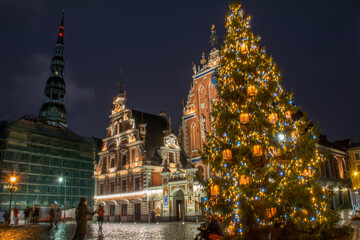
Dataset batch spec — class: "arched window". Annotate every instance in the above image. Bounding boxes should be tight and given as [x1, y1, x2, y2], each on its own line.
[324, 158, 331, 178]
[110, 158, 115, 168]
[115, 124, 119, 134]
[191, 122, 196, 151]
[333, 157, 340, 179]
[198, 85, 205, 110]
[208, 82, 213, 112]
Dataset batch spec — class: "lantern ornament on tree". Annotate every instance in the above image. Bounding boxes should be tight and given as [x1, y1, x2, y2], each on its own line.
[247, 85, 256, 96]
[271, 147, 280, 156]
[285, 110, 291, 119]
[240, 43, 247, 54]
[211, 185, 220, 196]
[269, 113, 278, 124]
[240, 175, 250, 185]
[240, 113, 249, 124]
[266, 208, 277, 218]
[253, 145, 262, 156]
[222, 149, 232, 160]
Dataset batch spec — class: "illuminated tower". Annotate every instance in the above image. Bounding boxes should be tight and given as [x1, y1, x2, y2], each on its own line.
[39, 8, 67, 126]
[178, 25, 220, 178]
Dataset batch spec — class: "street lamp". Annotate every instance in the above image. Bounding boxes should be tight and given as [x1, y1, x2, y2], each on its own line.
[59, 177, 67, 221]
[5, 176, 18, 223]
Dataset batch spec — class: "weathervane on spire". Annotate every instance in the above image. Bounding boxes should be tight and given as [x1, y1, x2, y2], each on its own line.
[209, 24, 218, 48]
[118, 67, 124, 94]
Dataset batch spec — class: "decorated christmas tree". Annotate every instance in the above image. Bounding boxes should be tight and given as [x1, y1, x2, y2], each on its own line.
[201, 1, 334, 238]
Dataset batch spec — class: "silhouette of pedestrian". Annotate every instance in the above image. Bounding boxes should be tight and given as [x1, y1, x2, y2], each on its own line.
[72, 197, 96, 240]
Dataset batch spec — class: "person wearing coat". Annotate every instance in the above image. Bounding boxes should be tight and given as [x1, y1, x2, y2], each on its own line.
[73, 197, 96, 240]
[3, 210, 10, 227]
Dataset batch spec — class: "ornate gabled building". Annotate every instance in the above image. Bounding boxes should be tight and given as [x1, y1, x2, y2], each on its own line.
[179, 25, 220, 179]
[94, 85, 199, 222]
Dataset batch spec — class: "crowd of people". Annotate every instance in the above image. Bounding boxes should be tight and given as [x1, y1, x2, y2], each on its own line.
[2, 204, 41, 226]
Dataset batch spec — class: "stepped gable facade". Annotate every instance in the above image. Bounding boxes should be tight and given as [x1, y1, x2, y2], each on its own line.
[94, 89, 199, 222]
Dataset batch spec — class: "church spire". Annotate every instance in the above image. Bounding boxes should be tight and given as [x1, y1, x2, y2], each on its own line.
[39, 7, 67, 126]
[57, 7, 65, 44]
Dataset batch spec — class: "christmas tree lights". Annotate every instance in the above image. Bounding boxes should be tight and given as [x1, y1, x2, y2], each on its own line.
[200, 1, 332, 237]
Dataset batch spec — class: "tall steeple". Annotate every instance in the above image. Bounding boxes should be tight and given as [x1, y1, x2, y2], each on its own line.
[39, 7, 67, 126]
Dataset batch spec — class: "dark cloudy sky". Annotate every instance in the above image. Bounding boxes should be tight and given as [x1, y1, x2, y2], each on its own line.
[1, 0, 359, 142]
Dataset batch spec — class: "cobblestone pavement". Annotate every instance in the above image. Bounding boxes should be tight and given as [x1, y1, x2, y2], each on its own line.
[0, 220, 359, 240]
[0, 222, 200, 240]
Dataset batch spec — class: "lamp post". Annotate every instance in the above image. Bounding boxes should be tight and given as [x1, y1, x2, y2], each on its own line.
[5, 177, 18, 224]
[59, 177, 67, 221]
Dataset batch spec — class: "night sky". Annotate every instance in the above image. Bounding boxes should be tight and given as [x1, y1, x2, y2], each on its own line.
[1, 0, 359, 142]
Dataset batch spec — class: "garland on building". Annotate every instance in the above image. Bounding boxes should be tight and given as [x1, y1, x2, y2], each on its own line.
[200, 1, 337, 238]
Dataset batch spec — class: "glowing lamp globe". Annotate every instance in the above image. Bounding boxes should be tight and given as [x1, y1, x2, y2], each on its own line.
[10, 177, 16, 183]
[278, 133, 285, 141]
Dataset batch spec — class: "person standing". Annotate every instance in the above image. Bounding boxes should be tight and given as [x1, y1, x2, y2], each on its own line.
[55, 206, 61, 226]
[97, 204, 105, 231]
[13, 205, 19, 225]
[32, 205, 36, 225]
[3, 210, 10, 227]
[24, 206, 30, 225]
[72, 197, 96, 240]
[49, 206, 55, 226]
[34, 205, 40, 225]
